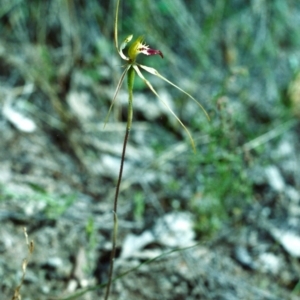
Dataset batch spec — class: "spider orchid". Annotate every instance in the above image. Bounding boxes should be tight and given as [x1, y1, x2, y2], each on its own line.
[105, 0, 209, 152]
[104, 1, 208, 299]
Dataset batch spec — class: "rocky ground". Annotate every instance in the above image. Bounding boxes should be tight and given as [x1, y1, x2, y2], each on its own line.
[1, 1, 300, 299]
[1, 97, 300, 300]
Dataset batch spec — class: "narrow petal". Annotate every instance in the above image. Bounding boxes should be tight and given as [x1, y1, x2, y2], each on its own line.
[138, 64, 209, 120]
[133, 65, 196, 152]
[118, 35, 133, 61]
[103, 65, 131, 128]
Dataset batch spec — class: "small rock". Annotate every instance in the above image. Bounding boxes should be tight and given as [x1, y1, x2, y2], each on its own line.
[153, 212, 195, 247]
[234, 246, 256, 270]
[120, 212, 195, 259]
[3, 105, 36, 132]
[265, 166, 285, 192]
[270, 228, 300, 257]
[258, 252, 281, 274]
[121, 231, 154, 259]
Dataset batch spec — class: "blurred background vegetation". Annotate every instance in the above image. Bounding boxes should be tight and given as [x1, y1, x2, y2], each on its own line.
[1, 0, 300, 237]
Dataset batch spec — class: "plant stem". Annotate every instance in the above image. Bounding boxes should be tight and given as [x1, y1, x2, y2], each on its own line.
[104, 66, 135, 300]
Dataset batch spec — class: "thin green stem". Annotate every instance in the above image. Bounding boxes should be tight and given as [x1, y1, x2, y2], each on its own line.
[104, 66, 135, 300]
[126, 66, 135, 130]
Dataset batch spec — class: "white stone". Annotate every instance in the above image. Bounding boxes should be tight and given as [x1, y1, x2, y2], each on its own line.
[258, 252, 281, 274]
[271, 228, 300, 257]
[265, 166, 285, 192]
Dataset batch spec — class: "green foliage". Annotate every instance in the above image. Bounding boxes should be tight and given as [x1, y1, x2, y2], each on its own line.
[85, 217, 98, 274]
[0, 183, 76, 220]
[192, 196, 226, 237]
[42, 193, 76, 219]
[187, 98, 253, 236]
[133, 191, 145, 221]
[292, 280, 300, 296]
[29, 183, 76, 219]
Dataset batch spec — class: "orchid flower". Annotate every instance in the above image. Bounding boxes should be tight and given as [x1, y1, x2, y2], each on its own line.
[105, 0, 209, 152]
